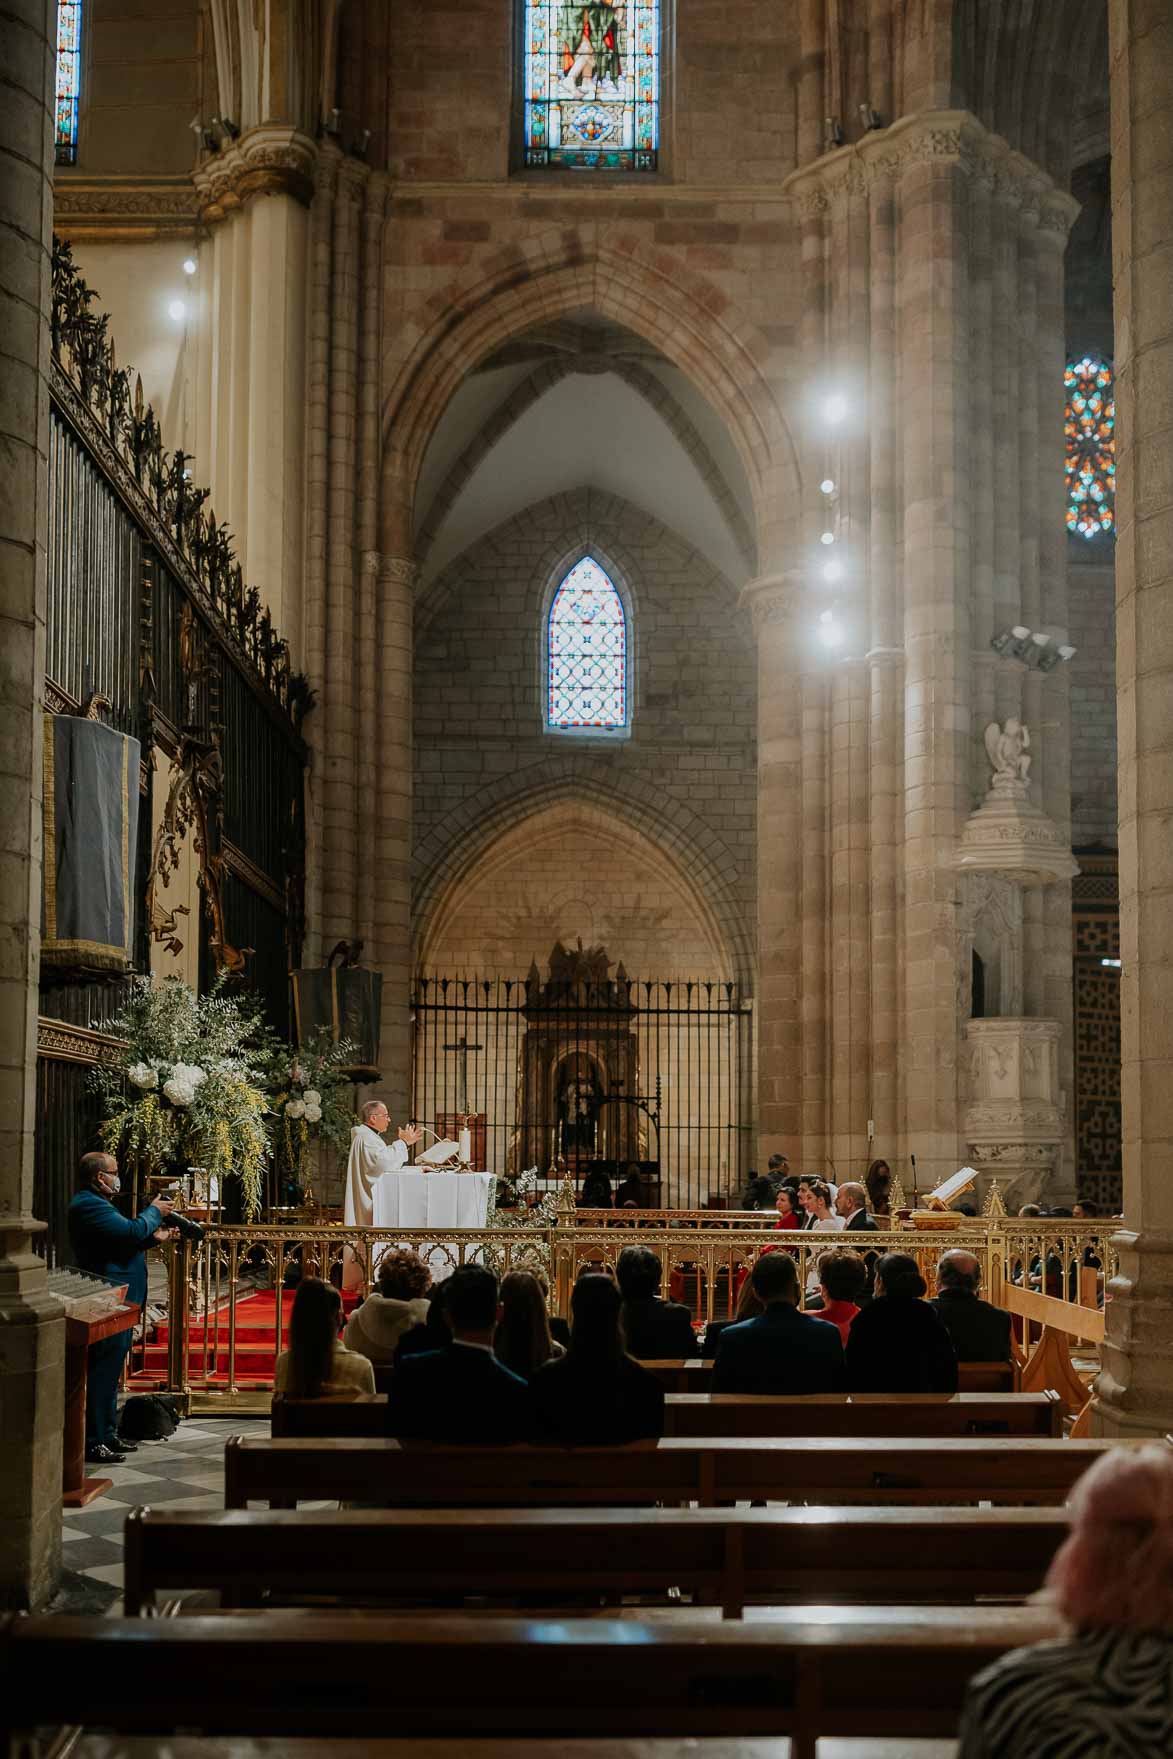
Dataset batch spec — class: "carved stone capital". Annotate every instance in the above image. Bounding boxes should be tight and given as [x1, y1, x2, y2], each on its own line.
[194, 126, 318, 224]
[741, 571, 804, 636]
[379, 555, 418, 590]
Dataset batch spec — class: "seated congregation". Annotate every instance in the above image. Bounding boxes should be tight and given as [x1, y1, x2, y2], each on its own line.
[275, 1240, 1022, 1440]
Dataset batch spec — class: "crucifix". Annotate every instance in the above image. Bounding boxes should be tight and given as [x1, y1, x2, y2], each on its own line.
[442, 1032, 484, 1116]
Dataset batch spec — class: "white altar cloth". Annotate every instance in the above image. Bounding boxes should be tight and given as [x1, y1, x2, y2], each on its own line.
[371, 1169, 494, 1231]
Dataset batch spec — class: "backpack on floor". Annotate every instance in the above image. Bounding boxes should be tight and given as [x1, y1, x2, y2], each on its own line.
[119, 1393, 182, 1440]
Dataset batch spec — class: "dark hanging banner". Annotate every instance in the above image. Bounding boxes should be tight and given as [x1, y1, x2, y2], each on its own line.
[41, 714, 141, 974]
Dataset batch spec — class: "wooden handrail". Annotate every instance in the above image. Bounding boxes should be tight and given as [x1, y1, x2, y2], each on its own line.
[1002, 1283, 1105, 1342]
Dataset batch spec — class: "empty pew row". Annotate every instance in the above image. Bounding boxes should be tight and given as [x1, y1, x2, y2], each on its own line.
[123, 1503, 1071, 1618]
[271, 1390, 1061, 1441]
[0, 1608, 1063, 1759]
[225, 1434, 1132, 1510]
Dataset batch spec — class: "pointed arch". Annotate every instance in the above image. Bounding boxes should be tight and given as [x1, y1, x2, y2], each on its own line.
[380, 228, 802, 568]
[413, 756, 755, 992]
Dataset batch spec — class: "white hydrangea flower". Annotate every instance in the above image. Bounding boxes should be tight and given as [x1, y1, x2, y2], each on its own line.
[286, 1099, 306, 1120]
[128, 1062, 158, 1090]
[171, 1062, 206, 1088]
[163, 1077, 196, 1107]
[303, 1104, 323, 1124]
[302, 1089, 321, 1107]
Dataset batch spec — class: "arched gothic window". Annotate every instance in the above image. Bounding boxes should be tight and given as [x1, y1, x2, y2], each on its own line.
[546, 556, 628, 733]
[1065, 358, 1115, 538]
[522, 2, 660, 172]
[55, 3, 84, 164]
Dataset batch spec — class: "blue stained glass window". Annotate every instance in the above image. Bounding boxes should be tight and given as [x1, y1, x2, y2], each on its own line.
[547, 557, 628, 732]
[55, 2, 83, 165]
[1065, 358, 1115, 539]
[523, 2, 659, 172]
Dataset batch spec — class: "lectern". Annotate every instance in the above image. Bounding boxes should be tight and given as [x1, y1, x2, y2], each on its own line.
[48, 1268, 139, 1508]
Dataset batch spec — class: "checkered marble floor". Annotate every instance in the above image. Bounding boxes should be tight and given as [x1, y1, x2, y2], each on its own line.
[56, 1417, 279, 1615]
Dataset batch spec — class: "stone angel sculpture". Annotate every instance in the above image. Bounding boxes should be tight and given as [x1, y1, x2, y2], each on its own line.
[984, 718, 1031, 791]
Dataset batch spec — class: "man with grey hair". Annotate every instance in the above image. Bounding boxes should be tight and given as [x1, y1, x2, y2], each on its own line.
[343, 1100, 422, 1290]
[930, 1248, 1012, 1363]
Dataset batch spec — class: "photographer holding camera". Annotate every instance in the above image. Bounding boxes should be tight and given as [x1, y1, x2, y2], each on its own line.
[67, 1151, 187, 1464]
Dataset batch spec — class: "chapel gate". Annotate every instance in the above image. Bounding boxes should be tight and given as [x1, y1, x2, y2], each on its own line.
[411, 972, 753, 1208]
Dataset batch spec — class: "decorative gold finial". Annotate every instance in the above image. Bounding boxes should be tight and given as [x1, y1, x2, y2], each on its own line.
[982, 1179, 1006, 1217]
[555, 1173, 578, 1225]
[887, 1172, 909, 1216]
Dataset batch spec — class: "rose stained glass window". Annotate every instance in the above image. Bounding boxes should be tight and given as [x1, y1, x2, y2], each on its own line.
[523, 2, 659, 172]
[1065, 358, 1115, 539]
[547, 557, 627, 732]
[55, 2, 84, 165]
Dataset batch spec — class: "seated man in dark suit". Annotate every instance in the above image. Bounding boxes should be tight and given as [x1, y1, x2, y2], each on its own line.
[835, 1181, 880, 1232]
[616, 1245, 698, 1359]
[930, 1248, 1013, 1363]
[712, 1251, 845, 1394]
[387, 1264, 530, 1444]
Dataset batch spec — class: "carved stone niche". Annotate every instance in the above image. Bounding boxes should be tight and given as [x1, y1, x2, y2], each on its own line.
[963, 1018, 1064, 1208]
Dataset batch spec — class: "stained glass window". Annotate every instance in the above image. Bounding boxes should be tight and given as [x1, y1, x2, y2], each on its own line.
[1065, 357, 1115, 539]
[55, 2, 84, 165]
[523, 2, 659, 172]
[547, 557, 628, 732]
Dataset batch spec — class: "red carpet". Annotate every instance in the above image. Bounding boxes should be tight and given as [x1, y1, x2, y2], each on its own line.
[132, 1287, 359, 1389]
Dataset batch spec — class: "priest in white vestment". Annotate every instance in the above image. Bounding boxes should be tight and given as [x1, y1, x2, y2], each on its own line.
[343, 1100, 421, 1290]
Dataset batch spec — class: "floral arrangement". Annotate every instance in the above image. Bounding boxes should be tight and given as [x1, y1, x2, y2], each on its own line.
[91, 977, 272, 1220]
[262, 1027, 358, 1196]
[482, 1167, 560, 1278]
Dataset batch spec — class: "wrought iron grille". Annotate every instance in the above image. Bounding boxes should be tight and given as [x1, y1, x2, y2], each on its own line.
[411, 974, 753, 1208]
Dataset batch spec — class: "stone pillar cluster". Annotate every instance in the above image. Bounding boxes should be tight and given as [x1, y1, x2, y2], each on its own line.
[0, 0, 64, 1610]
[759, 112, 1081, 1194]
[1096, 0, 1173, 1441]
[191, 128, 315, 644]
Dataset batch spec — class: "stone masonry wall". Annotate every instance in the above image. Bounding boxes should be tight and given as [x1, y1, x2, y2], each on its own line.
[1068, 550, 1118, 847]
[412, 488, 757, 980]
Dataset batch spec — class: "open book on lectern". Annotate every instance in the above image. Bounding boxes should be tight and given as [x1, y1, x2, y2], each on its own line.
[923, 1165, 978, 1210]
[416, 1138, 461, 1169]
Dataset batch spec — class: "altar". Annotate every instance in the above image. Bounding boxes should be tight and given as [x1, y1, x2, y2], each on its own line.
[372, 1169, 495, 1230]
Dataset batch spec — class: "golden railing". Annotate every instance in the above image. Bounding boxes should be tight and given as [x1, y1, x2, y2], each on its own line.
[143, 1207, 1119, 1410]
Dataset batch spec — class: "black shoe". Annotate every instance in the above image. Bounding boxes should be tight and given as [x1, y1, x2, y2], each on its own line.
[85, 1442, 126, 1465]
[113, 1435, 140, 1453]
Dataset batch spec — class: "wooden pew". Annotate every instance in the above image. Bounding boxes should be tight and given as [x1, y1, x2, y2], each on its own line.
[661, 1392, 1057, 1438]
[225, 1434, 1125, 1510]
[644, 1358, 1017, 1395]
[0, 1607, 1063, 1758]
[271, 1390, 1060, 1441]
[123, 1504, 1070, 1618]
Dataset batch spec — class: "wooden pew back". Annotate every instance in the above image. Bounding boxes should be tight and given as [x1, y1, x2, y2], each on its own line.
[123, 1504, 1070, 1618]
[0, 1608, 1063, 1756]
[270, 1390, 1059, 1442]
[226, 1434, 1120, 1510]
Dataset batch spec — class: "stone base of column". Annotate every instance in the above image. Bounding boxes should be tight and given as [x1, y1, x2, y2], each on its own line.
[1094, 1229, 1173, 1440]
[0, 1219, 65, 1610]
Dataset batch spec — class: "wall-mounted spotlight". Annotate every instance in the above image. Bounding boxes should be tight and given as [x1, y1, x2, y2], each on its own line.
[214, 115, 240, 141]
[820, 478, 836, 496]
[819, 530, 836, 546]
[825, 116, 844, 149]
[1100, 957, 1121, 969]
[859, 103, 884, 131]
[990, 626, 1078, 669]
[182, 257, 197, 276]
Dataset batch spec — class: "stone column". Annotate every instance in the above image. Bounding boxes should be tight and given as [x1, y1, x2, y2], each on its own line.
[374, 545, 415, 1127]
[744, 574, 804, 1159]
[1096, 0, 1173, 1439]
[898, 142, 972, 1191]
[0, 0, 64, 1609]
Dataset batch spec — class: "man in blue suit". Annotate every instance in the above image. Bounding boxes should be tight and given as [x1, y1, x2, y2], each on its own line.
[67, 1152, 175, 1464]
[388, 1263, 531, 1444]
[713, 1250, 846, 1394]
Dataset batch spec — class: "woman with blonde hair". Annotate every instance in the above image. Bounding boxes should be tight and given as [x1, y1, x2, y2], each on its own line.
[959, 1443, 1173, 1755]
[495, 1268, 565, 1382]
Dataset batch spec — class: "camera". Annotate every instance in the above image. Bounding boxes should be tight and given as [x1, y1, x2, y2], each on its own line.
[162, 1187, 205, 1244]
